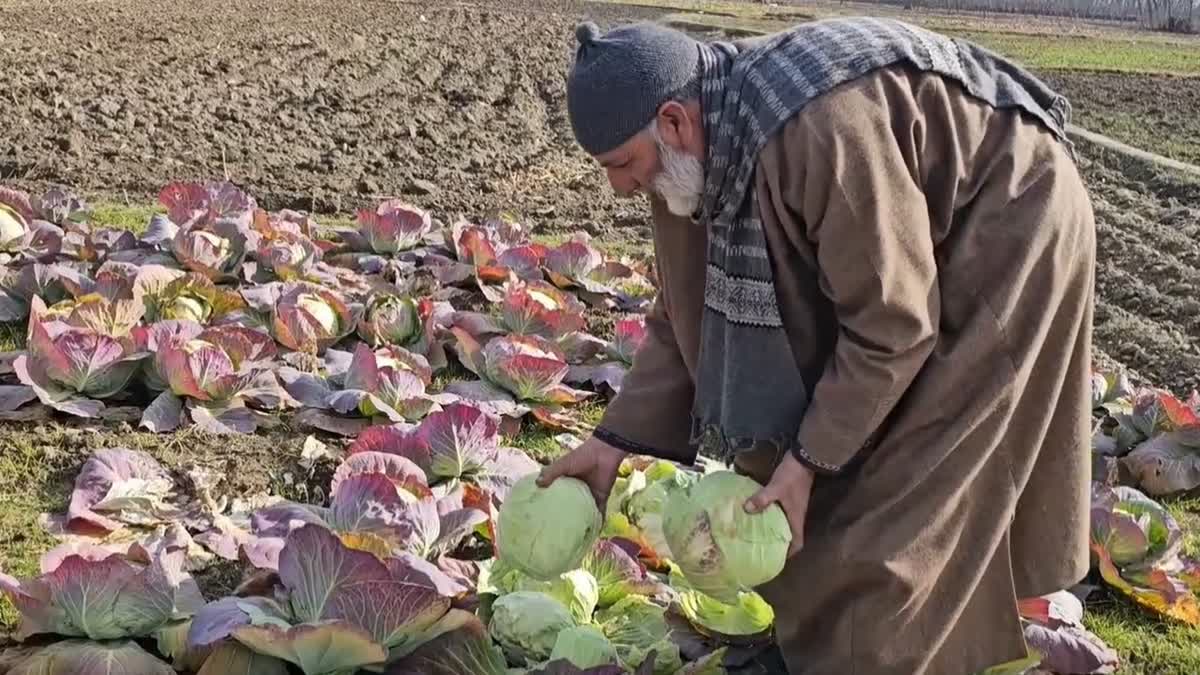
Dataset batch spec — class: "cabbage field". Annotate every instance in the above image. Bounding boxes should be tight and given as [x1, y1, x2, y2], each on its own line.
[4, 0, 1200, 673]
[0, 175, 1185, 675]
[0, 180, 770, 674]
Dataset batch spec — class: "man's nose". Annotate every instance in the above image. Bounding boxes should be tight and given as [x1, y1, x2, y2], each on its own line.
[606, 172, 640, 198]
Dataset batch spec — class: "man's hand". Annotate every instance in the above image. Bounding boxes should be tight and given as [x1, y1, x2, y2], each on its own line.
[536, 435, 628, 511]
[743, 452, 815, 557]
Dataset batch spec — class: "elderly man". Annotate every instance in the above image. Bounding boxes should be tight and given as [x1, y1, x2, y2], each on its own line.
[539, 15, 1097, 675]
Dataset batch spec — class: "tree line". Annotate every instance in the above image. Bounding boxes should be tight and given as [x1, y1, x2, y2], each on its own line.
[870, 0, 1198, 33]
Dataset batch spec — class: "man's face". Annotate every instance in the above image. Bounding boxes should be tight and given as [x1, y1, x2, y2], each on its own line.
[594, 103, 705, 217]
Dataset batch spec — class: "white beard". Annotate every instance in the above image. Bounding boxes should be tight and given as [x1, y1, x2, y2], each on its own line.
[650, 123, 705, 217]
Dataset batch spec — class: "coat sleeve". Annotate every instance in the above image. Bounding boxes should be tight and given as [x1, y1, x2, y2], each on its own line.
[768, 76, 942, 475]
[594, 292, 698, 463]
[593, 196, 703, 464]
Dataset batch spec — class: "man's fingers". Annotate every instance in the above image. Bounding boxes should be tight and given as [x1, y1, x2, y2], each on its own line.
[535, 466, 554, 487]
[536, 451, 580, 487]
[787, 529, 805, 556]
[537, 449, 611, 511]
[782, 495, 808, 557]
[745, 484, 807, 556]
[743, 484, 778, 514]
[537, 447, 596, 487]
[591, 485, 612, 512]
[786, 511, 805, 554]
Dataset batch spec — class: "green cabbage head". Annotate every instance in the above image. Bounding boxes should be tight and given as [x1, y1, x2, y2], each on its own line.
[510, 568, 599, 624]
[497, 474, 602, 581]
[662, 470, 791, 604]
[487, 591, 576, 665]
[594, 595, 682, 674]
[549, 625, 619, 670]
[625, 467, 700, 560]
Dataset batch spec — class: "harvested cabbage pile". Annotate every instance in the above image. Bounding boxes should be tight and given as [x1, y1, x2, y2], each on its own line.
[473, 457, 793, 673]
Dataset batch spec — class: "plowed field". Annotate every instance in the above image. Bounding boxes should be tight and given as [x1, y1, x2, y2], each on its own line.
[0, 0, 664, 238]
[3, 0, 1199, 392]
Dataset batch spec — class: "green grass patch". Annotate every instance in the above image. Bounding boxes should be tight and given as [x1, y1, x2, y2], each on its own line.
[1166, 496, 1200, 557]
[1079, 494, 1200, 674]
[953, 30, 1200, 76]
[89, 202, 161, 234]
[606, 0, 1200, 76]
[0, 424, 333, 632]
[671, 13, 1200, 75]
[312, 213, 358, 234]
[0, 322, 23, 351]
[1085, 596, 1200, 675]
[530, 230, 654, 261]
[512, 402, 606, 464]
[86, 201, 359, 234]
[0, 437, 70, 629]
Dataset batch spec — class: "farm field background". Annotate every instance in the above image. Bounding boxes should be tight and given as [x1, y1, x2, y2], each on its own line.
[3, 0, 1200, 673]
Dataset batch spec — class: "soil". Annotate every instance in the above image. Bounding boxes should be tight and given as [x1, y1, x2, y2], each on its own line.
[0, 420, 340, 521]
[1041, 70, 1200, 166]
[0, 420, 338, 617]
[0, 0, 667, 242]
[1075, 138, 1200, 395]
[1, 1, 1200, 403]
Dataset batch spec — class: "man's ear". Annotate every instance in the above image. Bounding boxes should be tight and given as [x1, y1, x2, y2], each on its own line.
[654, 100, 693, 149]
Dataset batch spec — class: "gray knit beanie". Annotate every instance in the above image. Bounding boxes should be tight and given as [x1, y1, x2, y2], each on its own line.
[567, 20, 703, 156]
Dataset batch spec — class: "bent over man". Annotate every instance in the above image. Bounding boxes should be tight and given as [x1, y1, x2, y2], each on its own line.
[539, 16, 1096, 675]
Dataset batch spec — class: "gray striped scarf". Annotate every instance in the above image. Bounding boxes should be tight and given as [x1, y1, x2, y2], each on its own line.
[688, 17, 1073, 469]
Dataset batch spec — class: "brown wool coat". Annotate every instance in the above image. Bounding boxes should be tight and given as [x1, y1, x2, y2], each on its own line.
[596, 63, 1096, 675]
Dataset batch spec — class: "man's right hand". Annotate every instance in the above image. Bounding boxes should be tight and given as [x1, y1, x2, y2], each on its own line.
[536, 435, 627, 511]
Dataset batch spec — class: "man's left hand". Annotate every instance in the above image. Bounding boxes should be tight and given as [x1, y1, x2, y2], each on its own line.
[743, 452, 815, 557]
